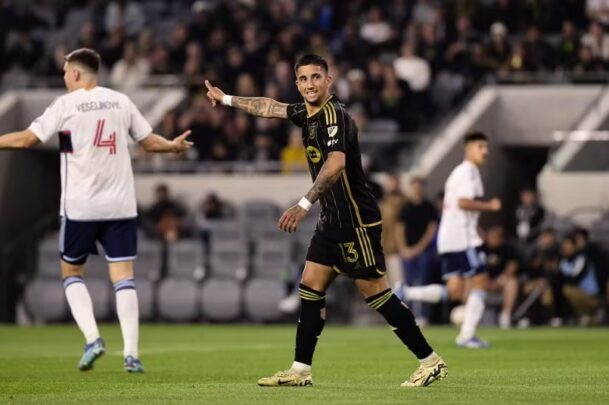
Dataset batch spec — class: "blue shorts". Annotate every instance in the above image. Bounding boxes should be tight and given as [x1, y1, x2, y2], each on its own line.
[59, 217, 138, 265]
[441, 247, 487, 280]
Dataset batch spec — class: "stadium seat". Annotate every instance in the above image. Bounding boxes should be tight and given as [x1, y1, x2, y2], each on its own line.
[134, 238, 163, 281]
[167, 239, 206, 280]
[157, 278, 199, 322]
[243, 278, 285, 322]
[253, 239, 292, 278]
[209, 239, 248, 279]
[200, 278, 242, 321]
[242, 200, 281, 235]
[23, 278, 69, 322]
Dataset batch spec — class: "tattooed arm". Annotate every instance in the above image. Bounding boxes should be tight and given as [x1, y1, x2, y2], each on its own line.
[204, 80, 288, 119]
[303, 151, 346, 204]
[278, 152, 346, 233]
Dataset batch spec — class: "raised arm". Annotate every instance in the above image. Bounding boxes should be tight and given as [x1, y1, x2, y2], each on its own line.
[204, 80, 288, 119]
[458, 197, 501, 212]
[278, 151, 346, 233]
[0, 129, 40, 149]
[139, 130, 193, 153]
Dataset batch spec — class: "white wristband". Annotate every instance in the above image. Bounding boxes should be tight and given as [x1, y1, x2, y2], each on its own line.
[298, 197, 312, 211]
[222, 94, 233, 107]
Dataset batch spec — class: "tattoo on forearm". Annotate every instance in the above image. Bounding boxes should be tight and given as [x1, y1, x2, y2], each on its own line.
[305, 164, 342, 204]
[232, 97, 287, 118]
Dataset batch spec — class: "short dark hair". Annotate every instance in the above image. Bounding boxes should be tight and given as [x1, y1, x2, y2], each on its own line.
[464, 131, 488, 144]
[65, 48, 101, 74]
[294, 54, 329, 74]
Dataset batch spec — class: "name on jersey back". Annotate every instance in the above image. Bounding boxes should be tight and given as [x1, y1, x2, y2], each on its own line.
[76, 101, 121, 113]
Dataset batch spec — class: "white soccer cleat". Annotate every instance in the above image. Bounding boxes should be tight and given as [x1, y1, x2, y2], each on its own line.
[456, 336, 491, 349]
[401, 356, 448, 387]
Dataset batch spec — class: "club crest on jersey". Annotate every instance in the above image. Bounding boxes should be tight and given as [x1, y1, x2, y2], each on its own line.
[308, 122, 318, 140]
[306, 146, 322, 163]
[327, 125, 338, 137]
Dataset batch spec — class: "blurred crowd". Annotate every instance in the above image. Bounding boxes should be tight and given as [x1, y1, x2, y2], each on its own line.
[2, 0, 607, 168]
[380, 177, 609, 328]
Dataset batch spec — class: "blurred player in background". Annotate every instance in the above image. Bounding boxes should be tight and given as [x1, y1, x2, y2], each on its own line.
[0, 48, 192, 372]
[396, 133, 501, 348]
[205, 54, 447, 388]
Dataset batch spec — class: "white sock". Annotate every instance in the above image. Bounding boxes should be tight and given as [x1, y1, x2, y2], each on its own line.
[458, 289, 487, 341]
[63, 276, 100, 344]
[291, 361, 311, 373]
[419, 351, 439, 365]
[114, 279, 139, 358]
[404, 284, 447, 303]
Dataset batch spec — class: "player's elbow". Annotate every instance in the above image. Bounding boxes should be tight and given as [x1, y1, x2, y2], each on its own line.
[21, 132, 39, 148]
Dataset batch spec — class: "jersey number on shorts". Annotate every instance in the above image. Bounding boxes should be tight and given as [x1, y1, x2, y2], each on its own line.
[93, 119, 117, 155]
[339, 242, 359, 263]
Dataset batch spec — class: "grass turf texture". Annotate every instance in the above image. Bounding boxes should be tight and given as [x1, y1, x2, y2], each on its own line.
[0, 325, 608, 404]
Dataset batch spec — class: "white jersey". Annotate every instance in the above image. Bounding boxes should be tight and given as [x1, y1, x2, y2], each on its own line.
[28, 86, 151, 220]
[437, 160, 484, 253]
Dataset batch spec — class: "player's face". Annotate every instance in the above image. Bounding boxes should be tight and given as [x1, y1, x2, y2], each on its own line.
[295, 65, 332, 106]
[466, 140, 489, 166]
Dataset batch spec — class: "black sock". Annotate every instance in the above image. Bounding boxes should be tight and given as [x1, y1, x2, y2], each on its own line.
[367, 288, 433, 360]
[294, 283, 326, 365]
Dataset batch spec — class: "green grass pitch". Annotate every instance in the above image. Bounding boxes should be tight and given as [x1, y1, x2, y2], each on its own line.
[0, 324, 608, 404]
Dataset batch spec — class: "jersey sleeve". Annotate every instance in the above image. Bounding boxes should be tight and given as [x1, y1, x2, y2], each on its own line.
[28, 97, 64, 143]
[455, 166, 478, 199]
[323, 102, 347, 154]
[128, 98, 152, 141]
[287, 103, 307, 127]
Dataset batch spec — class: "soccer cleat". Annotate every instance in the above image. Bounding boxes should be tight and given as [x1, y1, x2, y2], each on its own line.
[257, 370, 313, 387]
[401, 356, 448, 387]
[124, 355, 145, 373]
[78, 337, 105, 371]
[456, 336, 491, 349]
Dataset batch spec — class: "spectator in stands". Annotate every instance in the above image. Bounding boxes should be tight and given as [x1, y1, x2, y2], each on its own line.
[485, 22, 511, 69]
[586, 0, 609, 26]
[245, 134, 280, 172]
[522, 228, 560, 324]
[502, 41, 531, 74]
[144, 183, 188, 242]
[6, 28, 42, 71]
[395, 177, 439, 324]
[574, 45, 606, 74]
[379, 174, 407, 286]
[77, 21, 98, 51]
[554, 233, 601, 325]
[573, 227, 608, 305]
[149, 46, 171, 75]
[105, 0, 145, 39]
[484, 225, 520, 329]
[556, 20, 581, 70]
[110, 41, 150, 89]
[523, 25, 554, 70]
[394, 42, 432, 92]
[581, 20, 609, 60]
[183, 42, 204, 85]
[515, 188, 545, 245]
[100, 28, 125, 69]
[280, 127, 307, 174]
[359, 6, 394, 47]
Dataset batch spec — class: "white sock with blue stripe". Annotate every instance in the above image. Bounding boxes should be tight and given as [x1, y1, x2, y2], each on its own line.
[63, 276, 100, 344]
[458, 289, 487, 342]
[114, 278, 139, 358]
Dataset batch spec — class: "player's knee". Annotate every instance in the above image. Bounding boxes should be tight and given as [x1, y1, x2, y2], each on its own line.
[60, 261, 85, 279]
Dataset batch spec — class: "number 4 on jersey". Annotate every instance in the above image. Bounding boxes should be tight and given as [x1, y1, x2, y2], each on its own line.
[93, 119, 116, 155]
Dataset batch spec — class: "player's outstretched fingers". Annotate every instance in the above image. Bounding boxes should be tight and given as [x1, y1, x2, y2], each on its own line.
[278, 212, 290, 233]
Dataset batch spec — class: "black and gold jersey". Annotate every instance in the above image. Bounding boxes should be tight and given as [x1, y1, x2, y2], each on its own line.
[287, 96, 382, 230]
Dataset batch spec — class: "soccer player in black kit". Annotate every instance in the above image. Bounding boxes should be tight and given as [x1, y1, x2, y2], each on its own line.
[205, 54, 446, 388]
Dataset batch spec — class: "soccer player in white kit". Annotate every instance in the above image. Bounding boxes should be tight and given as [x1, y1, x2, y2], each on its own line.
[0, 48, 193, 371]
[396, 132, 500, 348]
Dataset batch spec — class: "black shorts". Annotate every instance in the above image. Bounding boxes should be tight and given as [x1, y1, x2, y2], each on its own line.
[306, 226, 386, 279]
[59, 217, 138, 265]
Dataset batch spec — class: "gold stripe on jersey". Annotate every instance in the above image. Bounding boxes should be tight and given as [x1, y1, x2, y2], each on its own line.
[363, 228, 376, 265]
[323, 105, 329, 124]
[361, 228, 375, 266]
[356, 227, 374, 266]
[327, 102, 337, 125]
[332, 265, 347, 275]
[355, 228, 371, 267]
